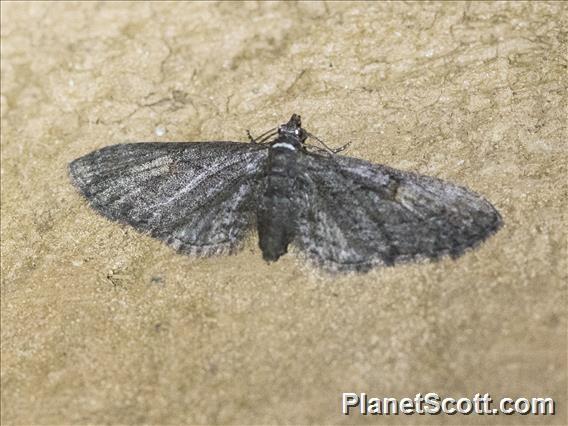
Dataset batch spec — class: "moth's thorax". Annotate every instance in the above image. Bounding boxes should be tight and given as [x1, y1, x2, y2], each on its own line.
[269, 134, 302, 152]
[266, 135, 300, 177]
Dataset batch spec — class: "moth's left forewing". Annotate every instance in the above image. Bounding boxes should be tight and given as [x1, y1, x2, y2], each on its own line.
[294, 152, 502, 273]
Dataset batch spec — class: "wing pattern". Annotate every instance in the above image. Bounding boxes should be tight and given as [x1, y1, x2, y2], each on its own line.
[295, 153, 502, 272]
[69, 142, 268, 256]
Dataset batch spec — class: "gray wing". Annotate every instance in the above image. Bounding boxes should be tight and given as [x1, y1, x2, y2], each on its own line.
[295, 153, 502, 273]
[69, 142, 268, 256]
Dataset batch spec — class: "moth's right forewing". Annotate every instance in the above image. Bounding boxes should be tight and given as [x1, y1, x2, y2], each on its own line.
[69, 142, 269, 256]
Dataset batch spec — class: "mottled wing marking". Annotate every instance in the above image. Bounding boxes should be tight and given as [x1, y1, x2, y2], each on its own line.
[69, 142, 268, 256]
[296, 153, 502, 272]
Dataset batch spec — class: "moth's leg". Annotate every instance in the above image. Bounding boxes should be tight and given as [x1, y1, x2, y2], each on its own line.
[247, 130, 256, 143]
[246, 127, 277, 144]
[304, 145, 331, 156]
[256, 130, 278, 144]
[306, 131, 352, 155]
[331, 141, 352, 154]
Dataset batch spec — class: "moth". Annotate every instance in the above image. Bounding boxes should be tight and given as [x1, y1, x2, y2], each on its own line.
[69, 114, 502, 273]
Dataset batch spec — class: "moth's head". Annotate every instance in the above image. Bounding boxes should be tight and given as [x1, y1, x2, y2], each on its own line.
[278, 114, 307, 143]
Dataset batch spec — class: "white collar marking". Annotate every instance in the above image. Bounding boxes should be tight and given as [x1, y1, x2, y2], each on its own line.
[272, 142, 296, 151]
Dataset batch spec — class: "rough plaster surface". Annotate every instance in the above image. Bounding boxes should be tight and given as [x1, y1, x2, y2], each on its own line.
[1, 2, 566, 425]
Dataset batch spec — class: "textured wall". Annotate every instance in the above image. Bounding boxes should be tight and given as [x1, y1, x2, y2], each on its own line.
[1, 2, 566, 425]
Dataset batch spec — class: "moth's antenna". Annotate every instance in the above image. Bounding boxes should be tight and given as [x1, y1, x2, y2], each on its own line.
[306, 131, 351, 154]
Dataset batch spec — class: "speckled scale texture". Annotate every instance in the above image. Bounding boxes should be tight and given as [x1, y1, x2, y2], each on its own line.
[295, 153, 502, 272]
[70, 142, 268, 256]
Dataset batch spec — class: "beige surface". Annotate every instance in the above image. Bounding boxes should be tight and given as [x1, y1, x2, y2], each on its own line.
[1, 2, 566, 425]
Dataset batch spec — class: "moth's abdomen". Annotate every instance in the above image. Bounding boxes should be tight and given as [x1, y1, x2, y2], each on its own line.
[257, 145, 300, 262]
